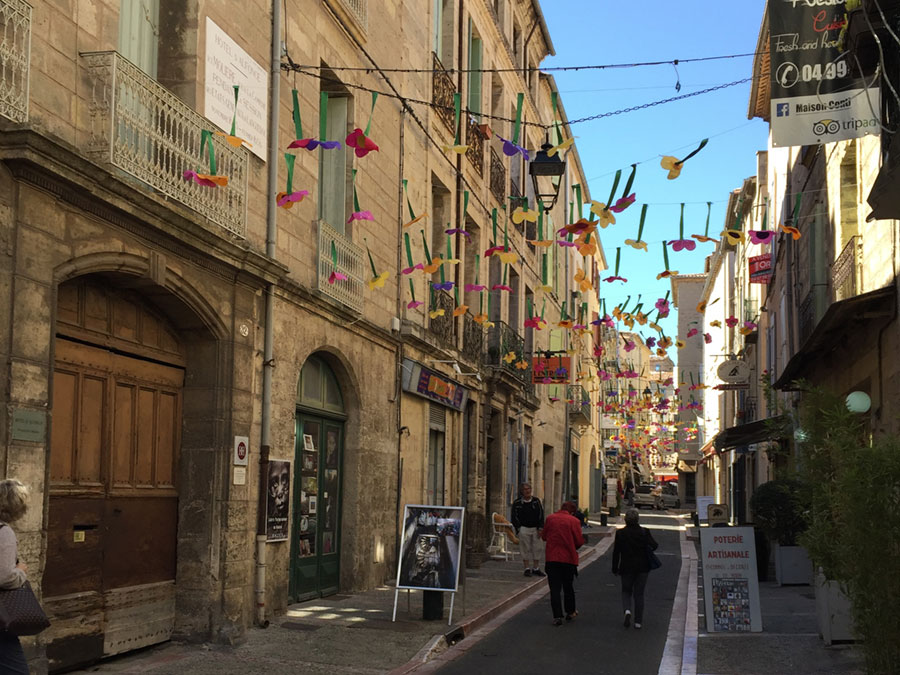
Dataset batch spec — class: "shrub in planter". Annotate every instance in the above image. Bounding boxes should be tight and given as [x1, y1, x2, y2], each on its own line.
[749, 478, 809, 546]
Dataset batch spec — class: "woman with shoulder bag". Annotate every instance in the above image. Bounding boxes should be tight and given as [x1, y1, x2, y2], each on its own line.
[611, 508, 659, 630]
[0, 479, 33, 673]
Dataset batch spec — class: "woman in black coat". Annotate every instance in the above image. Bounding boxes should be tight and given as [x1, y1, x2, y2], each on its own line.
[611, 508, 658, 629]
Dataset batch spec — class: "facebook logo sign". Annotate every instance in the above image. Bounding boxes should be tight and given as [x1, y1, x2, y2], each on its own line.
[776, 103, 790, 117]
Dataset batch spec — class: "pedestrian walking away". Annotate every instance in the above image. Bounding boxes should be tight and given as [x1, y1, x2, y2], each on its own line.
[0, 479, 34, 674]
[611, 508, 659, 630]
[510, 482, 545, 577]
[541, 501, 584, 626]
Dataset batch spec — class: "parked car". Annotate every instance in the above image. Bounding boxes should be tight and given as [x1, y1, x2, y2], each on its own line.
[657, 482, 681, 510]
[633, 483, 682, 510]
[632, 484, 658, 509]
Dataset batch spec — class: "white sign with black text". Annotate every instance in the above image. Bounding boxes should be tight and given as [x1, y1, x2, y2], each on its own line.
[700, 527, 762, 633]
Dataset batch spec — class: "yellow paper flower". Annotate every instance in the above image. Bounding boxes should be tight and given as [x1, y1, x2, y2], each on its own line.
[367, 271, 390, 290]
[547, 136, 574, 157]
[634, 312, 648, 326]
[512, 207, 538, 224]
[696, 301, 708, 313]
[515, 360, 529, 370]
[574, 268, 593, 293]
[537, 284, 554, 293]
[676, 339, 686, 349]
[497, 251, 519, 265]
[429, 309, 446, 319]
[442, 144, 470, 154]
[588, 201, 616, 228]
[720, 229, 745, 245]
[660, 156, 683, 179]
[624, 238, 648, 251]
[503, 351, 517, 364]
[709, 319, 722, 328]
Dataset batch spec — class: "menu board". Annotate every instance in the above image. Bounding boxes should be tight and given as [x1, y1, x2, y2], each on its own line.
[700, 527, 762, 632]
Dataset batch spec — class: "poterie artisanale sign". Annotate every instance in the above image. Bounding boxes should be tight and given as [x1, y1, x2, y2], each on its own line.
[700, 527, 762, 632]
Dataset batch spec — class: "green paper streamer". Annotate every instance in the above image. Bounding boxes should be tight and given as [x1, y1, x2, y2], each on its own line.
[453, 93, 462, 146]
[492, 208, 498, 244]
[551, 91, 561, 144]
[541, 253, 547, 285]
[230, 86, 240, 136]
[462, 191, 469, 221]
[580, 302, 587, 323]
[475, 253, 481, 285]
[573, 184, 583, 220]
[352, 169, 361, 213]
[364, 238, 377, 278]
[561, 301, 568, 321]
[679, 203, 685, 239]
[568, 200, 574, 225]
[420, 229, 432, 265]
[527, 297, 533, 320]
[704, 202, 712, 237]
[487, 287, 491, 318]
[762, 197, 769, 231]
[601, 299, 606, 316]
[621, 164, 637, 199]
[442, 239, 450, 283]
[331, 240, 338, 268]
[284, 153, 295, 193]
[319, 91, 329, 141]
[404, 232, 414, 267]
[200, 130, 216, 175]
[408, 278, 417, 303]
[662, 242, 670, 271]
[403, 180, 416, 222]
[537, 201, 544, 240]
[636, 204, 648, 241]
[512, 93, 524, 144]
[541, 297, 546, 319]
[606, 170, 622, 209]
[291, 89, 304, 139]
[792, 193, 802, 225]
[678, 138, 708, 165]
[503, 219, 509, 252]
[614, 248, 621, 277]
[430, 287, 436, 311]
[364, 92, 378, 136]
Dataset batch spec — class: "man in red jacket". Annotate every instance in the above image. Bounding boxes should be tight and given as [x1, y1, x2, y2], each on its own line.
[541, 501, 585, 626]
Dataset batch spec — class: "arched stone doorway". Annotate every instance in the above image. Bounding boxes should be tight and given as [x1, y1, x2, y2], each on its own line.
[44, 274, 222, 671]
[290, 354, 347, 601]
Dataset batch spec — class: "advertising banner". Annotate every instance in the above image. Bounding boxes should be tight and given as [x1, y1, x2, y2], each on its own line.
[700, 527, 763, 632]
[749, 254, 773, 284]
[396, 505, 464, 591]
[768, 0, 879, 147]
[265, 459, 291, 542]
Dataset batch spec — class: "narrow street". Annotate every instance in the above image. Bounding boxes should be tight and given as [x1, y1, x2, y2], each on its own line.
[437, 513, 682, 674]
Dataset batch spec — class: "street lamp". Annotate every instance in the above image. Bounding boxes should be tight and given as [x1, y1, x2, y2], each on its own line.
[529, 137, 567, 211]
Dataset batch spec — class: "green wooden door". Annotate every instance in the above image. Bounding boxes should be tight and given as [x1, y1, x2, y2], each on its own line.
[290, 415, 343, 601]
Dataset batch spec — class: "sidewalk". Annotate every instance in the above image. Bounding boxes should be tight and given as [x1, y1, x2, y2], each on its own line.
[67, 525, 614, 674]
[686, 525, 866, 675]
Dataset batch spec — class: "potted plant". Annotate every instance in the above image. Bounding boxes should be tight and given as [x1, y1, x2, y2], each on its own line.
[749, 478, 813, 585]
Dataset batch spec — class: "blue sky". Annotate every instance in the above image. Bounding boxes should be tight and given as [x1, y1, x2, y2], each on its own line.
[541, 0, 769, 339]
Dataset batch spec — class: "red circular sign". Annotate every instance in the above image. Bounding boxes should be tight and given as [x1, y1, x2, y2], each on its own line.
[236, 441, 247, 460]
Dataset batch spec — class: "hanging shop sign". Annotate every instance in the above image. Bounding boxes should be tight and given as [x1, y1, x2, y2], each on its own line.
[717, 360, 750, 384]
[748, 254, 772, 284]
[768, 0, 879, 147]
[532, 354, 571, 384]
[401, 359, 469, 411]
[700, 527, 763, 632]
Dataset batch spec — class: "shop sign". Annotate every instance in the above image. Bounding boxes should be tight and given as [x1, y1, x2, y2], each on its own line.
[768, 0, 879, 147]
[700, 527, 762, 632]
[11, 409, 45, 442]
[717, 360, 750, 384]
[531, 354, 570, 384]
[401, 359, 469, 411]
[748, 254, 772, 284]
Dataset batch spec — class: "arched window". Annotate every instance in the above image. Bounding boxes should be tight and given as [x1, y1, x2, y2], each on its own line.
[298, 355, 345, 416]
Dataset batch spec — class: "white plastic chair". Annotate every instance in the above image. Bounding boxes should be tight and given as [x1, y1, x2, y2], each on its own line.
[488, 512, 520, 561]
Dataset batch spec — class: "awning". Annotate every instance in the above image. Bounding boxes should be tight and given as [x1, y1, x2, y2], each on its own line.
[774, 285, 896, 389]
[713, 415, 789, 452]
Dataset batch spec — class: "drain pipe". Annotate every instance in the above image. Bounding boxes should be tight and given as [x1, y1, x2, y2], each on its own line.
[255, 0, 282, 629]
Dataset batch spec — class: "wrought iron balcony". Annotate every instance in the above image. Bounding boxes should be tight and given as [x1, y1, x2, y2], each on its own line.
[80, 51, 248, 237]
[489, 148, 506, 204]
[432, 52, 455, 133]
[486, 320, 528, 382]
[0, 0, 30, 123]
[461, 311, 484, 365]
[317, 220, 365, 314]
[465, 116, 484, 176]
[832, 235, 862, 301]
[428, 289, 456, 347]
[567, 385, 592, 426]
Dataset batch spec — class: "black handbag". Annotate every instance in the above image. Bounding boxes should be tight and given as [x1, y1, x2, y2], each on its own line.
[0, 581, 51, 636]
[645, 528, 662, 570]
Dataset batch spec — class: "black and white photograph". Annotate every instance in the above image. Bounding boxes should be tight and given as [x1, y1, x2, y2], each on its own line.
[302, 433, 315, 452]
[325, 429, 339, 469]
[395, 505, 464, 591]
[265, 459, 291, 542]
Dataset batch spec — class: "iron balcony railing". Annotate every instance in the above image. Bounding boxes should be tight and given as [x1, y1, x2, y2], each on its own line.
[465, 116, 485, 176]
[81, 51, 248, 237]
[567, 385, 592, 426]
[317, 220, 365, 314]
[333, 0, 367, 30]
[489, 147, 506, 204]
[0, 0, 30, 123]
[461, 311, 484, 365]
[431, 52, 455, 133]
[486, 320, 527, 379]
[832, 235, 862, 301]
[428, 289, 456, 347]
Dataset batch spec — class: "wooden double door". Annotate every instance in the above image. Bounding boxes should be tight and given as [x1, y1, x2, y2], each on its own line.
[45, 280, 184, 671]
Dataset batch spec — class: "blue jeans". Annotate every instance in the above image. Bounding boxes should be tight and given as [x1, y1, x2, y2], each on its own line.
[0, 632, 28, 674]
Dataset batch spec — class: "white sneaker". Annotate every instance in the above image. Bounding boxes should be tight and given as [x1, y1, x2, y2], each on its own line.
[634, 622, 642, 629]
[623, 610, 632, 628]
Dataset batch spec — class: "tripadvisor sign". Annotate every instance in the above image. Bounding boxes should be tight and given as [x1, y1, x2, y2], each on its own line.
[768, 0, 880, 147]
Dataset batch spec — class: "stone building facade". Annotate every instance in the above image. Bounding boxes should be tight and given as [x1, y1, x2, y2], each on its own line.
[0, 0, 600, 671]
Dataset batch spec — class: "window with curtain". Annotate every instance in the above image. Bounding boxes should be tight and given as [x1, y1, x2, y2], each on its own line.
[467, 20, 482, 122]
[318, 96, 349, 233]
[118, 0, 159, 77]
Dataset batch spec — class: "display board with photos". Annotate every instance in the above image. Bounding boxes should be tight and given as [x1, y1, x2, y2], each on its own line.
[298, 433, 318, 556]
[395, 505, 465, 592]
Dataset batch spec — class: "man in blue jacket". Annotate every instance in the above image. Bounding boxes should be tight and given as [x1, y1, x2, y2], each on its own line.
[511, 482, 545, 576]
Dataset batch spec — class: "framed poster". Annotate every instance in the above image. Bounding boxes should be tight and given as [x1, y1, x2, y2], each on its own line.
[266, 460, 291, 542]
[395, 505, 465, 592]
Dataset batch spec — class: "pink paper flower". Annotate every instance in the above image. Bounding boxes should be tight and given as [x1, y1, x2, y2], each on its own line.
[345, 128, 379, 157]
[347, 210, 374, 223]
[328, 270, 348, 284]
[407, 300, 424, 309]
[609, 193, 636, 213]
[491, 284, 513, 292]
[687, 328, 699, 338]
[704, 332, 713, 344]
[464, 283, 486, 292]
